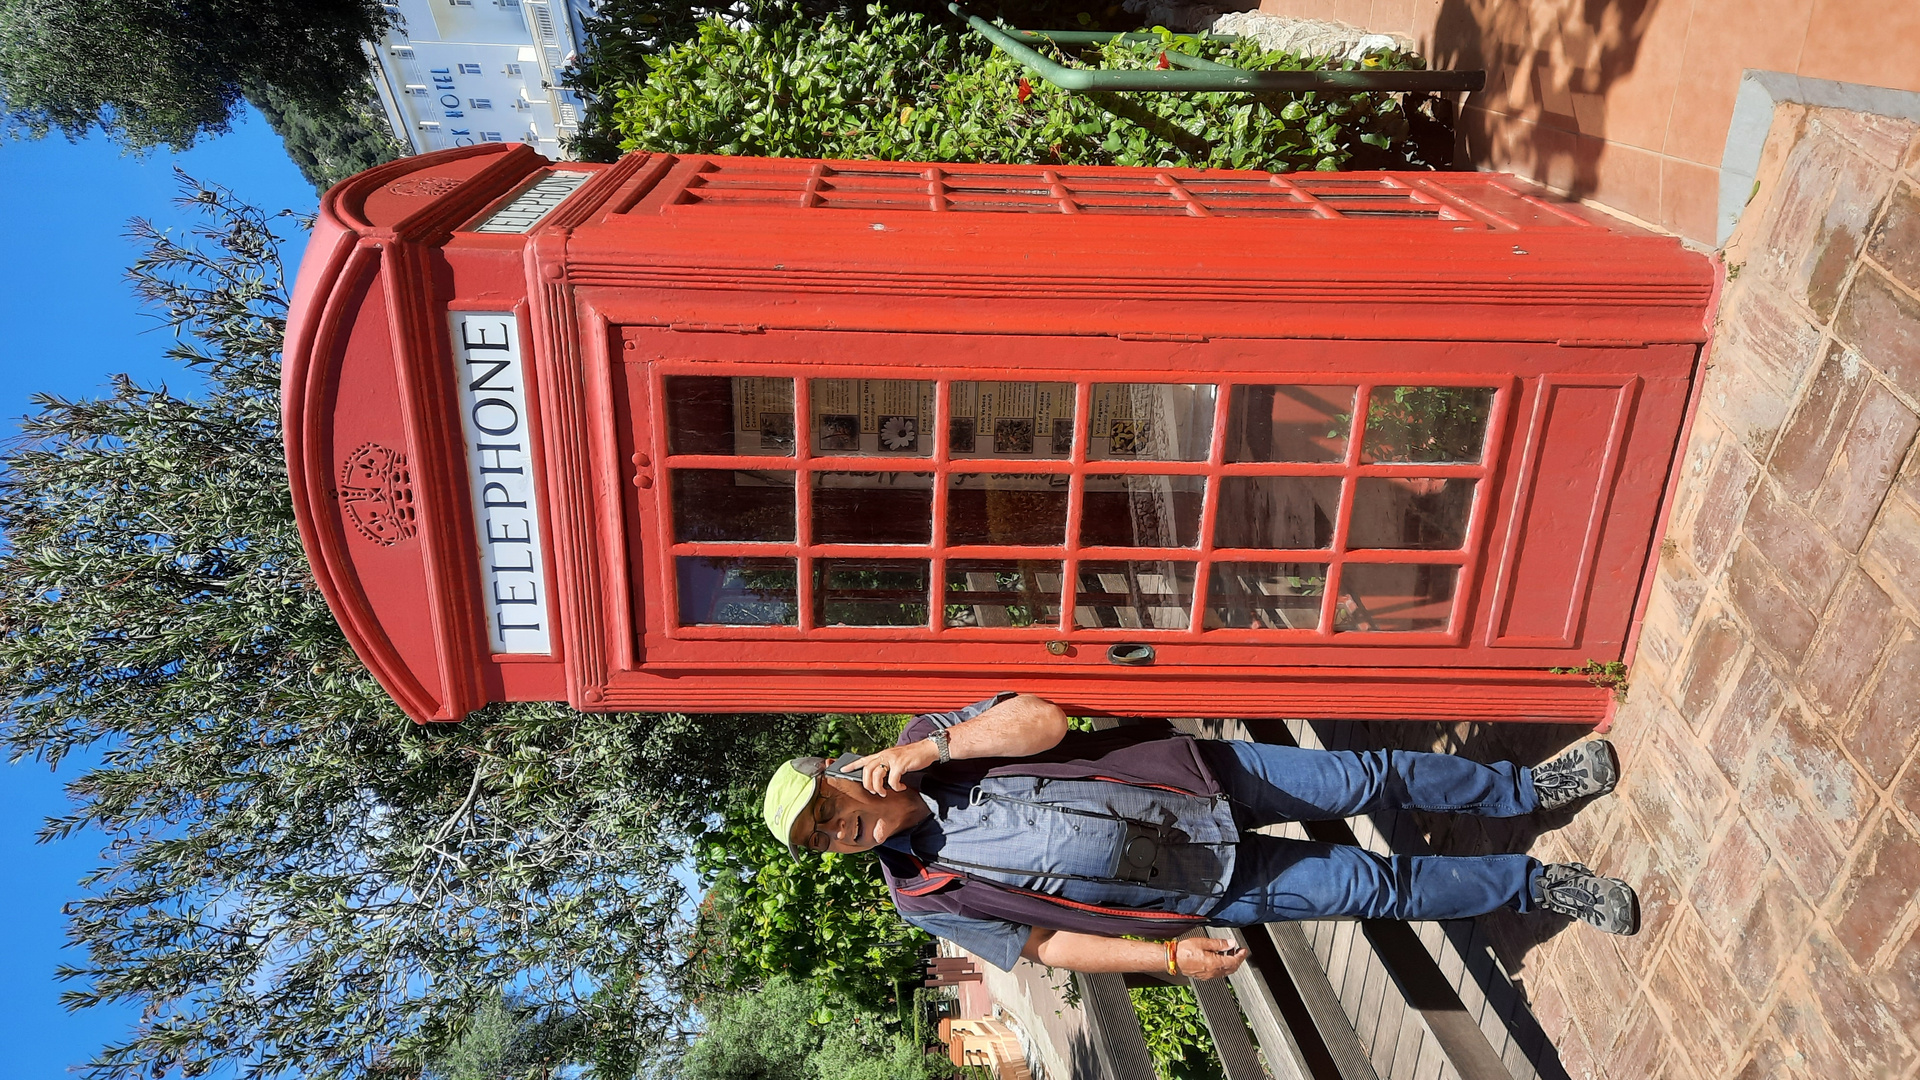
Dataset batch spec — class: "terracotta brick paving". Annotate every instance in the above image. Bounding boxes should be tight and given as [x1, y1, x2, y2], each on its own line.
[1325, 104, 1920, 1080]
[1527, 104, 1920, 1080]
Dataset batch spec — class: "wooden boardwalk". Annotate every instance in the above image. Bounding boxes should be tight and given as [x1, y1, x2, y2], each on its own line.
[1173, 717, 1569, 1080]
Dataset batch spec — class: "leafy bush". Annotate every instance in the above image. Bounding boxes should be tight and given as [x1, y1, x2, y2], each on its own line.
[1131, 983, 1223, 1080]
[677, 976, 958, 1080]
[688, 713, 932, 1017]
[565, 0, 759, 161]
[609, 5, 1432, 172]
[565, 0, 1134, 160]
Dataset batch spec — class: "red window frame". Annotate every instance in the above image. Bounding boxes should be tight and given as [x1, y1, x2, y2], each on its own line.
[641, 158, 1600, 229]
[633, 360, 1514, 651]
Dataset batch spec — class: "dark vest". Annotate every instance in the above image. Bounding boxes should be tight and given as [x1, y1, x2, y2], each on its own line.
[876, 719, 1227, 939]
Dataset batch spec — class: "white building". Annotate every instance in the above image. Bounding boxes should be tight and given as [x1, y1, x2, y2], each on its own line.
[365, 0, 597, 160]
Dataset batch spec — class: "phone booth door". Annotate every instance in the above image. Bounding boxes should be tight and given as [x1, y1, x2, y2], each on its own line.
[613, 330, 1692, 679]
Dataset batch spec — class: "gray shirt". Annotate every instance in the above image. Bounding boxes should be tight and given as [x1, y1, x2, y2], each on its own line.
[888, 734, 1238, 970]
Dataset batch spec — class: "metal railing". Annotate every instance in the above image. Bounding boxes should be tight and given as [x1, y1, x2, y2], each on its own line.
[949, 5, 1486, 95]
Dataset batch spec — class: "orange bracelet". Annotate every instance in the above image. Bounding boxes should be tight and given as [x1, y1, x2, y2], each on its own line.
[1166, 939, 1179, 977]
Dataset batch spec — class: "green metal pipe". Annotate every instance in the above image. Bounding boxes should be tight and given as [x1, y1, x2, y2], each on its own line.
[1008, 29, 1239, 71]
[1006, 28, 1238, 45]
[952, 5, 1486, 93]
[1159, 49, 1235, 72]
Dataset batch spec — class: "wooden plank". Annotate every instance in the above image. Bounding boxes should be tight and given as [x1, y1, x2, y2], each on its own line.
[1210, 928, 1314, 1080]
[1211, 925, 1344, 1080]
[1191, 964, 1274, 1080]
[1308, 919, 1334, 961]
[1454, 923, 1499, 1030]
[1411, 1035, 1446, 1080]
[1075, 973, 1158, 1080]
[1368, 954, 1412, 1080]
[1469, 953, 1523, 1072]
[1268, 921, 1381, 1080]
[1387, 1001, 1432, 1080]
[1495, 965, 1550, 1080]
[1417, 921, 1446, 952]
[1279, 824, 1510, 1080]
[1360, 919, 1513, 1080]
[1500, 1027, 1538, 1080]
[1326, 920, 1357, 1003]
[1340, 921, 1372, 1020]
[1355, 946, 1391, 1056]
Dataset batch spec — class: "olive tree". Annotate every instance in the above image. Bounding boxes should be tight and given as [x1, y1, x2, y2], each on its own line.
[0, 176, 819, 1080]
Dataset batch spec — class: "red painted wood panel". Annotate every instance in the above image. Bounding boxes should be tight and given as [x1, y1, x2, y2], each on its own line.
[1488, 380, 1638, 647]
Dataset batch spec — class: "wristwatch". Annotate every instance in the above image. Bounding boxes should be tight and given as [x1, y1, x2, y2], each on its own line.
[928, 727, 952, 763]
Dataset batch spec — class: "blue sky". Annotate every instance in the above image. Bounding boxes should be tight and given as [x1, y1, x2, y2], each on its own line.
[0, 110, 319, 1078]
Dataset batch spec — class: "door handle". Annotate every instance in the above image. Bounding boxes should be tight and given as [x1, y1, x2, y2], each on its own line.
[1107, 643, 1155, 666]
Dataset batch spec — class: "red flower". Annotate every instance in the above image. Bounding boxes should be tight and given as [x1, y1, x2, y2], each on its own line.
[1157, 51, 1170, 69]
[1017, 77, 1032, 102]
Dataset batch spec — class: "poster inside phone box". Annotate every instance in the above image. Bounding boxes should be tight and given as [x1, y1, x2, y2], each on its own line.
[282, 144, 1717, 725]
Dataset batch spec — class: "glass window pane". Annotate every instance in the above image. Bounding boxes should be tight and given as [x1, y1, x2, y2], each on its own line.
[1081, 475, 1205, 548]
[815, 558, 930, 626]
[1347, 478, 1475, 550]
[1335, 564, 1458, 632]
[1362, 387, 1496, 463]
[812, 472, 933, 545]
[1214, 476, 1342, 550]
[676, 556, 797, 626]
[1074, 561, 1195, 629]
[1088, 383, 1217, 461]
[945, 560, 1064, 628]
[810, 379, 935, 457]
[1205, 562, 1328, 629]
[950, 381, 1076, 460]
[671, 470, 794, 543]
[947, 474, 1069, 546]
[664, 375, 794, 457]
[1225, 384, 1355, 462]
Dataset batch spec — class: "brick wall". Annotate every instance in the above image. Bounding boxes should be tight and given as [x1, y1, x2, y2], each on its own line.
[1318, 104, 1920, 1080]
[1522, 105, 1920, 1080]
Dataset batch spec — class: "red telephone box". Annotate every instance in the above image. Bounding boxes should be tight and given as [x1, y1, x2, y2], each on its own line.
[283, 143, 1715, 725]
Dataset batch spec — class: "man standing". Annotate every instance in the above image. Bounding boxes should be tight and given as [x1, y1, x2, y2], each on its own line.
[762, 694, 1633, 979]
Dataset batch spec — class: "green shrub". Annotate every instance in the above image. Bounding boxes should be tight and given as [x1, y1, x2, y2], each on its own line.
[679, 976, 959, 1080]
[1131, 983, 1225, 1080]
[687, 713, 932, 1017]
[610, 5, 1430, 172]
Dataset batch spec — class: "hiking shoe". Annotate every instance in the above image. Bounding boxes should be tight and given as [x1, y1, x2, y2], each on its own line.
[1534, 862, 1639, 935]
[1531, 739, 1618, 812]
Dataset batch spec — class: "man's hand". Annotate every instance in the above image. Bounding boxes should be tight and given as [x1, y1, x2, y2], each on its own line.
[842, 740, 938, 794]
[1022, 928, 1248, 980]
[1174, 937, 1247, 980]
[842, 694, 1070, 793]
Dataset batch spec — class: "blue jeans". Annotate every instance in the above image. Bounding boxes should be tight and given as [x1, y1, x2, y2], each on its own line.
[1197, 741, 1544, 923]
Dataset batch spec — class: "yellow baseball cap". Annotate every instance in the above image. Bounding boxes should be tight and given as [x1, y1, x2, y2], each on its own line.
[763, 756, 827, 857]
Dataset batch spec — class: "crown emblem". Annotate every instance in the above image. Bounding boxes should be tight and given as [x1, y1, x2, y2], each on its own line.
[387, 176, 463, 198]
[338, 442, 418, 546]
